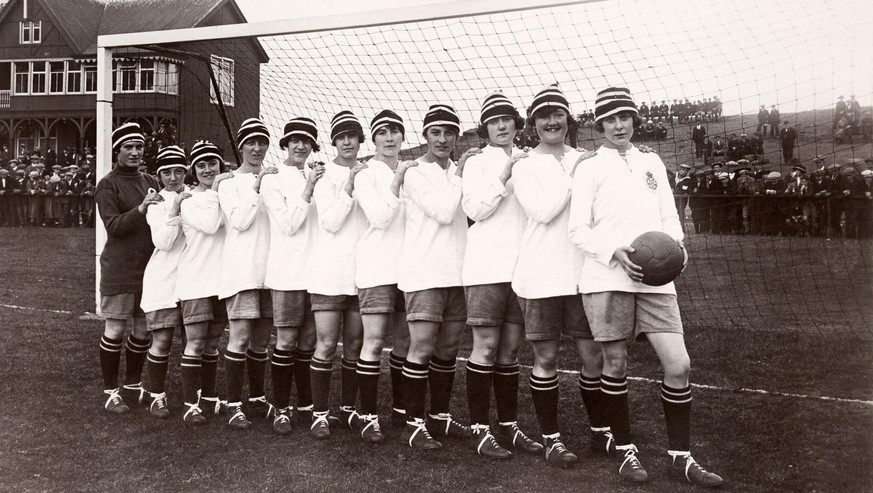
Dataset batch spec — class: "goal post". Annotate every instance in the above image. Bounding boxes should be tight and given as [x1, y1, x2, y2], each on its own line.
[94, 0, 872, 337]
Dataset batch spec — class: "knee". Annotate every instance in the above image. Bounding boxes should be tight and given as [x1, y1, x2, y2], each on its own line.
[533, 353, 558, 374]
[602, 351, 628, 376]
[185, 337, 206, 354]
[664, 354, 691, 382]
[472, 336, 498, 362]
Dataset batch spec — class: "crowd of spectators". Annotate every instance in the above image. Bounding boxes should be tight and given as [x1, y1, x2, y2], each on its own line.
[833, 95, 872, 144]
[672, 156, 873, 238]
[0, 149, 97, 227]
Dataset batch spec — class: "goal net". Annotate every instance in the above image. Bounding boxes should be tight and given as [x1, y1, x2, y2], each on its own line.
[97, 0, 873, 337]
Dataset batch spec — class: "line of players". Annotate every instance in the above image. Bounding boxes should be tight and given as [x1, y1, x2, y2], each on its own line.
[94, 85, 722, 487]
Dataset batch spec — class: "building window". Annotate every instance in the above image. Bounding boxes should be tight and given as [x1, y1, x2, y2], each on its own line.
[67, 61, 82, 93]
[20, 21, 41, 44]
[155, 61, 179, 95]
[139, 60, 154, 91]
[31, 61, 47, 94]
[118, 61, 137, 92]
[84, 64, 97, 93]
[209, 55, 234, 107]
[14, 62, 30, 94]
[49, 61, 65, 94]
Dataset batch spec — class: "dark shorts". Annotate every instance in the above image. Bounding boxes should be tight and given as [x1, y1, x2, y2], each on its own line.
[465, 283, 525, 327]
[181, 296, 228, 325]
[272, 289, 313, 327]
[405, 286, 466, 323]
[101, 292, 145, 320]
[358, 284, 406, 315]
[310, 293, 359, 312]
[518, 294, 592, 342]
[145, 305, 182, 331]
[225, 289, 273, 320]
[582, 291, 683, 342]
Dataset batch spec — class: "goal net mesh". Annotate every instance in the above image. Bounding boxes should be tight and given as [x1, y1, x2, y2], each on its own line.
[110, 0, 872, 337]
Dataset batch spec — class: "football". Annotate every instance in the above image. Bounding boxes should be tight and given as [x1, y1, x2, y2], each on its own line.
[628, 231, 685, 286]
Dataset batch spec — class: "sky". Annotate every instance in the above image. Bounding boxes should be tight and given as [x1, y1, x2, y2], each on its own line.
[231, 0, 873, 160]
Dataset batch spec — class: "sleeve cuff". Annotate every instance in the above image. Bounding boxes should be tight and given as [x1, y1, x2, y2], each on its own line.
[384, 191, 400, 208]
[167, 215, 182, 226]
[240, 186, 260, 205]
[487, 176, 508, 197]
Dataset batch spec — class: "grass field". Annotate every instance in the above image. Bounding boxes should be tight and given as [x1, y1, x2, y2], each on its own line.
[1, 224, 872, 492]
[1, 103, 871, 493]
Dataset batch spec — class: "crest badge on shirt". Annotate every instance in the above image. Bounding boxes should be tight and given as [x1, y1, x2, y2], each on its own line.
[645, 171, 657, 190]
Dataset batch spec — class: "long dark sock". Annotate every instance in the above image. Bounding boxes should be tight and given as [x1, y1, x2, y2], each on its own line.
[271, 348, 295, 409]
[388, 351, 405, 413]
[146, 352, 170, 394]
[245, 348, 268, 399]
[293, 348, 314, 409]
[201, 351, 219, 399]
[180, 354, 202, 404]
[579, 373, 608, 429]
[428, 356, 456, 415]
[529, 373, 560, 436]
[310, 357, 333, 413]
[601, 374, 631, 445]
[402, 360, 429, 420]
[661, 383, 692, 451]
[493, 363, 519, 423]
[224, 350, 246, 404]
[99, 335, 123, 390]
[123, 334, 150, 386]
[465, 360, 493, 426]
[340, 357, 358, 409]
[356, 358, 381, 415]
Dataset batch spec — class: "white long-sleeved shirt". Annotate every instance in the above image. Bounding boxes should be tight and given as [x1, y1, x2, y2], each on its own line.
[511, 148, 583, 299]
[569, 145, 683, 295]
[260, 164, 317, 291]
[461, 145, 526, 286]
[307, 161, 365, 296]
[217, 170, 271, 299]
[141, 188, 186, 313]
[177, 188, 225, 301]
[354, 159, 405, 289]
[398, 159, 466, 292]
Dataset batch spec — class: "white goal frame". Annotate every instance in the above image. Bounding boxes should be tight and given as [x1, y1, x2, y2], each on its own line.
[93, 0, 599, 313]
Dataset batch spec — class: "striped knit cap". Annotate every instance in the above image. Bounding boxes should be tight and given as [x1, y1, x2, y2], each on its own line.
[480, 91, 519, 124]
[594, 87, 638, 122]
[330, 111, 364, 143]
[529, 84, 570, 118]
[190, 140, 222, 166]
[370, 109, 405, 138]
[236, 118, 270, 150]
[112, 122, 145, 152]
[155, 145, 187, 173]
[280, 117, 318, 148]
[422, 104, 461, 133]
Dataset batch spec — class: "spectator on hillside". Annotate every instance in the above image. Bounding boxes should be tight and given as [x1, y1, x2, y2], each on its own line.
[834, 96, 848, 130]
[756, 105, 769, 134]
[690, 170, 709, 233]
[691, 123, 706, 159]
[768, 105, 781, 137]
[779, 121, 797, 163]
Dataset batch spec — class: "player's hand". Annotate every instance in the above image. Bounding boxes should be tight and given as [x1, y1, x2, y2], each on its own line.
[259, 166, 279, 178]
[613, 246, 644, 282]
[678, 240, 688, 272]
[211, 171, 235, 191]
[138, 188, 164, 214]
[397, 160, 419, 175]
[457, 147, 482, 170]
[170, 191, 192, 216]
[638, 144, 656, 153]
[308, 163, 326, 185]
[349, 162, 368, 179]
[570, 149, 598, 177]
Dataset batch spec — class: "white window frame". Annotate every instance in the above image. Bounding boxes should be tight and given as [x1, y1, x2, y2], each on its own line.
[31, 61, 47, 94]
[66, 60, 82, 94]
[118, 61, 137, 93]
[20, 21, 42, 45]
[139, 60, 155, 92]
[13, 62, 30, 94]
[209, 55, 234, 107]
[49, 61, 65, 94]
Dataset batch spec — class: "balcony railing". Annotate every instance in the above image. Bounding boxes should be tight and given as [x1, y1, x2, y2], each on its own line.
[0, 90, 10, 109]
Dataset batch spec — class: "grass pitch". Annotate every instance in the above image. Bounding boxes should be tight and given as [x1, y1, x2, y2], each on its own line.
[1, 225, 871, 492]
